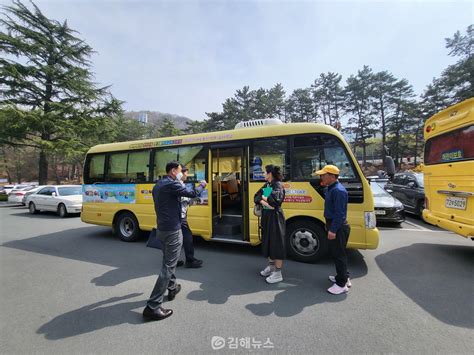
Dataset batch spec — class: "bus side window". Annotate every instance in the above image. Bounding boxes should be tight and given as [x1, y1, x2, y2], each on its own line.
[105, 150, 151, 183]
[292, 134, 358, 182]
[107, 152, 128, 183]
[251, 138, 288, 181]
[128, 150, 150, 183]
[84, 154, 106, 184]
[292, 135, 324, 180]
[153, 145, 205, 181]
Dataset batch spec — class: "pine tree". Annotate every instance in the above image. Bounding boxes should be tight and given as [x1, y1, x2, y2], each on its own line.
[267, 83, 286, 121]
[0, 0, 122, 184]
[371, 71, 398, 159]
[343, 66, 378, 165]
[386, 79, 416, 166]
[311, 72, 345, 127]
[285, 88, 315, 123]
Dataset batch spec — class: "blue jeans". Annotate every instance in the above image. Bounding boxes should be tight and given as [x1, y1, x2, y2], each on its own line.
[146, 229, 183, 309]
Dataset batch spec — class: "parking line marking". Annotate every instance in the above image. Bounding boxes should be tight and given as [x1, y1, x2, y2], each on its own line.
[379, 227, 448, 233]
[404, 220, 431, 231]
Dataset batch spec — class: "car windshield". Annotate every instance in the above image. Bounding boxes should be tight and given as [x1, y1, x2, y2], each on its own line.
[415, 174, 424, 187]
[370, 182, 389, 197]
[58, 187, 82, 196]
[22, 186, 36, 191]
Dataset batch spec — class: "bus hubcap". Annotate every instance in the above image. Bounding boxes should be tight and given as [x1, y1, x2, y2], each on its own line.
[120, 217, 135, 238]
[291, 229, 318, 255]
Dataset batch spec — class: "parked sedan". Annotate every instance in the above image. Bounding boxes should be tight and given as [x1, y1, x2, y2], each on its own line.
[22, 186, 45, 205]
[7, 185, 37, 204]
[371, 181, 405, 224]
[384, 172, 425, 216]
[1, 184, 31, 195]
[28, 185, 82, 217]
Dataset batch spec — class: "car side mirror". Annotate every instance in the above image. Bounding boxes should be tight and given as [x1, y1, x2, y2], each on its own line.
[407, 182, 416, 189]
[52, 192, 57, 197]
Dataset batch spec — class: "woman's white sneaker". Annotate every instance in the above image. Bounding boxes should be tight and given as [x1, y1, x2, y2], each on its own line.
[265, 270, 283, 284]
[327, 283, 349, 295]
[328, 275, 352, 288]
[260, 265, 273, 277]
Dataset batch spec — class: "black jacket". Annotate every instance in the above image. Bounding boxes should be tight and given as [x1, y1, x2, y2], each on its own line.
[153, 176, 204, 231]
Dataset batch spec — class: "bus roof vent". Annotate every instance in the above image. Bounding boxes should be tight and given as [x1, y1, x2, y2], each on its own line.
[234, 118, 284, 129]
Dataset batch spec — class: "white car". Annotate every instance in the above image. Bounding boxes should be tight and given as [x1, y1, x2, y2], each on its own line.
[28, 185, 83, 217]
[1, 184, 32, 195]
[22, 186, 46, 205]
[7, 185, 38, 204]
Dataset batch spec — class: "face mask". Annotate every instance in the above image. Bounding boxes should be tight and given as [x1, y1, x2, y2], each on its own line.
[176, 172, 183, 181]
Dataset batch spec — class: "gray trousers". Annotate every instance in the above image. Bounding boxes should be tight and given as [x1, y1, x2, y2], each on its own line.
[146, 229, 183, 309]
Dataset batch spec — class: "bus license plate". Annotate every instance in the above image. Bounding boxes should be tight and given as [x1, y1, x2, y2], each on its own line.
[445, 196, 467, 210]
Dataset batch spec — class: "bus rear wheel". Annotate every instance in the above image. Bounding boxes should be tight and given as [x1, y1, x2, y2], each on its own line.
[286, 220, 328, 263]
[114, 212, 141, 242]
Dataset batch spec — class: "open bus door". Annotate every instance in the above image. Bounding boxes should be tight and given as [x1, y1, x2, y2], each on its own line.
[210, 145, 250, 243]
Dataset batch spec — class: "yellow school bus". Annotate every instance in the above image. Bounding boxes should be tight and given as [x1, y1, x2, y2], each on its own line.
[81, 119, 379, 262]
[422, 98, 474, 238]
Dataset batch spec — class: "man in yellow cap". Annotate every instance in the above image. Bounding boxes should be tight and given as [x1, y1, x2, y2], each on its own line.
[313, 165, 351, 295]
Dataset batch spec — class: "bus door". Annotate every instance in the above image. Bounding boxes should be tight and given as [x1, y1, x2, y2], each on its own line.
[210, 145, 249, 242]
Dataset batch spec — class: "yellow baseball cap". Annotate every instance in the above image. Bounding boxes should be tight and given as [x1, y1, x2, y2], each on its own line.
[312, 165, 340, 176]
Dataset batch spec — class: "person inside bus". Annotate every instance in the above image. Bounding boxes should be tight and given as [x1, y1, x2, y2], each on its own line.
[254, 165, 286, 284]
[314, 165, 352, 295]
[177, 165, 204, 269]
[143, 161, 207, 321]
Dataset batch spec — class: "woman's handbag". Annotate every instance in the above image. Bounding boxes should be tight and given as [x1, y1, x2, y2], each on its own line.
[253, 204, 262, 217]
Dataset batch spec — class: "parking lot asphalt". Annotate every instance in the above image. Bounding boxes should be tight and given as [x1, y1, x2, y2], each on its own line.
[0, 203, 473, 354]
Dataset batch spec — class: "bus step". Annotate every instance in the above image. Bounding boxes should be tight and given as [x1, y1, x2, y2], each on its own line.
[212, 234, 249, 244]
[213, 223, 241, 235]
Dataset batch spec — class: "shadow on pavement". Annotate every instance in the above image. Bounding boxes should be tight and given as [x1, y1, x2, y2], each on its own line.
[36, 293, 144, 340]
[10, 211, 80, 218]
[375, 243, 474, 329]
[3, 226, 368, 337]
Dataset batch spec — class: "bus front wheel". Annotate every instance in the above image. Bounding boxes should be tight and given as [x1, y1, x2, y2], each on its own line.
[114, 212, 141, 242]
[286, 220, 328, 263]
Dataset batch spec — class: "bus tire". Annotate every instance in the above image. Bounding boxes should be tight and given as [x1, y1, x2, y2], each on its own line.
[286, 220, 328, 263]
[416, 200, 424, 217]
[114, 211, 141, 242]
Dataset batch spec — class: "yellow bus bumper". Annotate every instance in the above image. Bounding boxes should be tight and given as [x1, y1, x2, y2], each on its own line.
[423, 210, 474, 238]
[365, 228, 380, 249]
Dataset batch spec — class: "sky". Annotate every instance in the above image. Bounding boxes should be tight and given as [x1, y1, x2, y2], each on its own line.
[3, 0, 473, 120]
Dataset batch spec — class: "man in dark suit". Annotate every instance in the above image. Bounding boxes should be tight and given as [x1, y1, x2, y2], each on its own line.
[143, 161, 207, 321]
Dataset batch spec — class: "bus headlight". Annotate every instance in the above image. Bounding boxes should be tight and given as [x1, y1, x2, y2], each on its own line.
[365, 211, 377, 229]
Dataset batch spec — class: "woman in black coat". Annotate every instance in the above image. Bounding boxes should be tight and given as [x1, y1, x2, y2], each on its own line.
[254, 165, 286, 284]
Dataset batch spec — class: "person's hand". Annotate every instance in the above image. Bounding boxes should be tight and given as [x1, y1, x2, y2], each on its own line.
[262, 196, 268, 201]
[328, 231, 336, 240]
[260, 200, 274, 209]
[199, 180, 207, 188]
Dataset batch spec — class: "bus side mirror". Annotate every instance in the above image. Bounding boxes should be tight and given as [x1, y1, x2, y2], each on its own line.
[384, 156, 395, 176]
